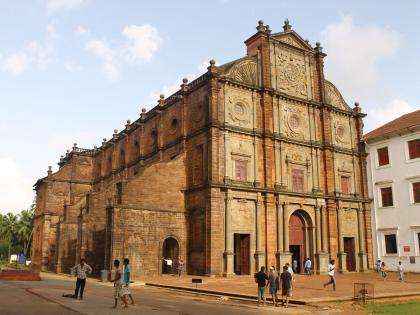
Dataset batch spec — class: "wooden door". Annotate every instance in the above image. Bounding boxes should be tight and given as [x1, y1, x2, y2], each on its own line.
[239, 234, 250, 275]
[289, 214, 305, 273]
[344, 237, 356, 271]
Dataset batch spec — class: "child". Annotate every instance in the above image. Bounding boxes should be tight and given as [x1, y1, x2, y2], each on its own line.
[323, 260, 336, 291]
[111, 260, 128, 309]
[381, 261, 387, 281]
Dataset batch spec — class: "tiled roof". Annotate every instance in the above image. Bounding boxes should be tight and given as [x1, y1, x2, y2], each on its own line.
[364, 109, 420, 142]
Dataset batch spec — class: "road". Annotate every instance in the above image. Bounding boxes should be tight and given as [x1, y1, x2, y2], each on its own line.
[0, 273, 340, 315]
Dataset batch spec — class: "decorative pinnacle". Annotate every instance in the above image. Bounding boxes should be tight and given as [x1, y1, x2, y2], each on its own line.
[315, 41, 323, 53]
[113, 129, 118, 134]
[283, 18, 292, 31]
[141, 108, 146, 113]
[265, 24, 271, 34]
[209, 59, 216, 66]
[158, 94, 165, 106]
[126, 119, 131, 125]
[73, 143, 78, 149]
[102, 138, 107, 143]
[48, 165, 52, 171]
[182, 78, 188, 84]
[93, 145, 97, 150]
[256, 20, 266, 32]
[353, 102, 361, 113]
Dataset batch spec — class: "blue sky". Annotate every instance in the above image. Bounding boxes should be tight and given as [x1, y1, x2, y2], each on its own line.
[1, 0, 419, 213]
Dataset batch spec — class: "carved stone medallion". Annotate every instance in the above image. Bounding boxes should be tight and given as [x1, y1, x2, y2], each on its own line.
[276, 50, 307, 98]
[228, 95, 251, 127]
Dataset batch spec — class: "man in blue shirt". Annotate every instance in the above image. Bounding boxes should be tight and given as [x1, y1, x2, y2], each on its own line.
[123, 258, 135, 305]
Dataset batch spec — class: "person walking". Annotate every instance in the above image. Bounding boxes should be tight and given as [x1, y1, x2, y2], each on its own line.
[254, 266, 268, 306]
[71, 258, 92, 300]
[123, 258, 135, 305]
[323, 260, 336, 291]
[266, 266, 279, 307]
[397, 261, 404, 282]
[381, 261, 387, 280]
[375, 259, 382, 274]
[304, 258, 312, 276]
[111, 260, 128, 309]
[178, 259, 184, 277]
[292, 260, 298, 273]
[280, 265, 293, 308]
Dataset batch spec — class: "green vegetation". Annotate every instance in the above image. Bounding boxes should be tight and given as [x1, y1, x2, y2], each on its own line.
[363, 302, 420, 314]
[0, 202, 35, 263]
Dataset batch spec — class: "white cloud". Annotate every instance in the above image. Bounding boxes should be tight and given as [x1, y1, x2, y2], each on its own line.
[74, 25, 91, 38]
[122, 24, 162, 63]
[64, 61, 82, 72]
[368, 99, 415, 130]
[85, 24, 162, 81]
[0, 157, 34, 214]
[47, 0, 84, 12]
[85, 39, 119, 80]
[321, 16, 401, 100]
[0, 23, 58, 75]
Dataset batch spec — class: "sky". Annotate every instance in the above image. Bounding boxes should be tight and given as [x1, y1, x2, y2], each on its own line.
[1, 0, 419, 214]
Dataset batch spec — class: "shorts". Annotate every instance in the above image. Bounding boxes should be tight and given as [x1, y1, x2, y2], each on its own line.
[258, 286, 265, 300]
[113, 285, 123, 299]
[282, 288, 291, 296]
[121, 286, 131, 296]
[269, 286, 277, 294]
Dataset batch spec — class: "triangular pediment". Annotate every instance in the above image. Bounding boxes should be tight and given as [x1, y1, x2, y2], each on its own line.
[272, 31, 314, 52]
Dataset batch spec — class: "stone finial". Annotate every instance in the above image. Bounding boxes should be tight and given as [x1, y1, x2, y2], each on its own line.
[265, 24, 271, 34]
[93, 145, 97, 150]
[283, 18, 292, 31]
[209, 59, 216, 67]
[158, 94, 165, 106]
[140, 108, 147, 120]
[113, 129, 118, 140]
[181, 78, 189, 92]
[47, 165, 52, 177]
[73, 142, 78, 150]
[102, 138, 107, 146]
[353, 102, 361, 113]
[60, 155, 64, 161]
[66, 149, 70, 156]
[256, 20, 266, 32]
[315, 41, 323, 53]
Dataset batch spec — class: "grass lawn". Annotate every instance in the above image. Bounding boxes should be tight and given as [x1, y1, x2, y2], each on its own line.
[363, 302, 420, 314]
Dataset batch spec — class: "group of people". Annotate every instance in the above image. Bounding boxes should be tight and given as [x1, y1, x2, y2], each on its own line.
[70, 258, 135, 309]
[375, 259, 404, 281]
[162, 258, 184, 276]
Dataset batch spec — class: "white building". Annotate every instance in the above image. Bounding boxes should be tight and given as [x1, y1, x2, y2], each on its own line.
[365, 110, 420, 273]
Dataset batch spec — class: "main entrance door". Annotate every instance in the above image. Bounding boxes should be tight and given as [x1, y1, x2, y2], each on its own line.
[289, 213, 305, 273]
[344, 237, 356, 271]
[234, 234, 250, 275]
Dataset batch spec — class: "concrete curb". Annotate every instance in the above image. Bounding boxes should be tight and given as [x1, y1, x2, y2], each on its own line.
[145, 282, 307, 305]
[26, 288, 85, 315]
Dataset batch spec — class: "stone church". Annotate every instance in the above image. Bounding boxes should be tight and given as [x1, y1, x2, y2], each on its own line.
[32, 20, 373, 276]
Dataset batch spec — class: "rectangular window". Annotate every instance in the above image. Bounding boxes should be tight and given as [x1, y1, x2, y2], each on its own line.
[380, 187, 393, 207]
[341, 176, 350, 193]
[116, 182, 123, 204]
[235, 160, 248, 181]
[384, 234, 397, 254]
[292, 168, 304, 192]
[413, 182, 420, 203]
[377, 147, 390, 166]
[408, 139, 420, 160]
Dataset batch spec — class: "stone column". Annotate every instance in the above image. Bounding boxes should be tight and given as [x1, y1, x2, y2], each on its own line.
[337, 205, 347, 272]
[278, 202, 292, 268]
[275, 198, 284, 270]
[223, 196, 234, 276]
[315, 206, 322, 252]
[316, 205, 329, 274]
[357, 204, 367, 271]
[255, 198, 265, 270]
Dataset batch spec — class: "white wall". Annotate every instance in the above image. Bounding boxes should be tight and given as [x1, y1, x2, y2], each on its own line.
[367, 131, 420, 273]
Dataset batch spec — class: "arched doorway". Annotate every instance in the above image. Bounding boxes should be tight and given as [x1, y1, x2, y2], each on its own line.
[162, 237, 179, 274]
[289, 211, 313, 273]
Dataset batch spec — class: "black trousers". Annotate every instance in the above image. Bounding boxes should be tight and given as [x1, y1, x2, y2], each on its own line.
[75, 278, 86, 298]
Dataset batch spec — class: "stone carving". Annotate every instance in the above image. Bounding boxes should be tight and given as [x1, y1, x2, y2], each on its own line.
[282, 103, 307, 140]
[78, 157, 91, 166]
[168, 115, 178, 135]
[333, 119, 350, 146]
[231, 199, 254, 230]
[325, 81, 350, 111]
[228, 59, 258, 86]
[342, 209, 357, 234]
[52, 183, 69, 197]
[227, 94, 252, 127]
[278, 35, 306, 50]
[275, 50, 307, 98]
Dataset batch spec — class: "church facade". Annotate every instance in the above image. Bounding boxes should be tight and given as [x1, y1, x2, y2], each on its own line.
[32, 20, 373, 276]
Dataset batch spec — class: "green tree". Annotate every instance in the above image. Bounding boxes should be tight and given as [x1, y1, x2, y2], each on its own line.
[0, 212, 18, 260]
[17, 208, 35, 257]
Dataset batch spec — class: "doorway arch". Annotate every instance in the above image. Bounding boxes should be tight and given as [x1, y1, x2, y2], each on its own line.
[289, 210, 314, 274]
[162, 237, 179, 274]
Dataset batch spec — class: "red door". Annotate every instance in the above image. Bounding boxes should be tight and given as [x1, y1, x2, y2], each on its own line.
[289, 214, 305, 273]
[344, 237, 356, 271]
[240, 234, 250, 275]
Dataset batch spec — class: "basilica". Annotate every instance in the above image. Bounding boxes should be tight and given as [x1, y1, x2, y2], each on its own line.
[32, 19, 372, 276]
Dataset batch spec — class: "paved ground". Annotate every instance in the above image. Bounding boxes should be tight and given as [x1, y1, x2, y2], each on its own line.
[141, 271, 420, 304]
[0, 273, 345, 315]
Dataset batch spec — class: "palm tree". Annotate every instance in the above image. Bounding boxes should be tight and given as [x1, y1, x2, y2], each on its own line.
[17, 209, 35, 257]
[0, 213, 18, 260]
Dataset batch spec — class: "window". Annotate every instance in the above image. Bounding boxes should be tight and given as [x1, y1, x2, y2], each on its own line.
[235, 160, 248, 181]
[377, 147, 390, 166]
[116, 182, 123, 204]
[380, 187, 393, 207]
[291, 168, 304, 192]
[413, 182, 420, 203]
[384, 234, 397, 254]
[408, 139, 420, 160]
[341, 176, 350, 193]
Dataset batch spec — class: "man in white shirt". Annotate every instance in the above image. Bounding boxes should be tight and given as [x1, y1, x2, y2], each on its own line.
[304, 258, 312, 276]
[323, 260, 336, 291]
[111, 259, 128, 309]
[397, 261, 404, 282]
[71, 258, 92, 300]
